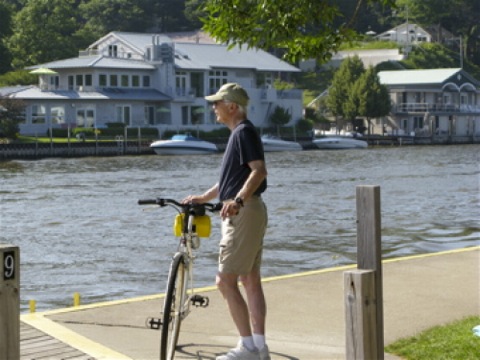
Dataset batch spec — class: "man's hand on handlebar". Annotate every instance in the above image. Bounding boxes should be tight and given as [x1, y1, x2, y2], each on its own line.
[182, 195, 205, 205]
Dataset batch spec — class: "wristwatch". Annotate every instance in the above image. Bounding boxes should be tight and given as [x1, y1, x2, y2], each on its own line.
[235, 197, 244, 207]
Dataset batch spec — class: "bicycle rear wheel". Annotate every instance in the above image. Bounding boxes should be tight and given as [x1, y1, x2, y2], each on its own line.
[160, 252, 187, 360]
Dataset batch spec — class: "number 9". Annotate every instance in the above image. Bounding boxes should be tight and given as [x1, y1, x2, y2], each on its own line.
[4, 253, 15, 280]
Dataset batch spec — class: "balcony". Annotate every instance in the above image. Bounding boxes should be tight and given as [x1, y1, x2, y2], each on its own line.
[392, 103, 480, 114]
[78, 49, 144, 61]
[260, 88, 303, 102]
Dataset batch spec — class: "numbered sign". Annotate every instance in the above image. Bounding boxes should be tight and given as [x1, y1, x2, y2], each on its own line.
[3, 250, 15, 281]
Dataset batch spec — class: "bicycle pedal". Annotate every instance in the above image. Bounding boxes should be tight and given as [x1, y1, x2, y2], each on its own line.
[146, 317, 162, 330]
[191, 294, 209, 308]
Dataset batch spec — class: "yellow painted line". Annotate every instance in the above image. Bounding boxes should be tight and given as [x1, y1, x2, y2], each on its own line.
[382, 245, 480, 264]
[21, 313, 132, 360]
[29, 246, 480, 316]
[263, 246, 480, 283]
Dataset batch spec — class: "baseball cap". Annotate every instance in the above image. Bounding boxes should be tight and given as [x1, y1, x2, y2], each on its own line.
[205, 83, 249, 107]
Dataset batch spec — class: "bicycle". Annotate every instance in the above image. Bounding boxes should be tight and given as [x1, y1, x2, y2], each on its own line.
[138, 197, 221, 360]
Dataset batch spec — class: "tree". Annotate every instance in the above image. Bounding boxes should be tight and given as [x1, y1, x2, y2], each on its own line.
[0, 97, 25, 139]
[356, 66, 391, 134]
[269, 106, 291, 136]
[326, 55, 365, 128]
[0, 1, 13, 73]
[8, 0, 86, 69]
[79, 0, 152, 40]
[202, 0, 396, 63]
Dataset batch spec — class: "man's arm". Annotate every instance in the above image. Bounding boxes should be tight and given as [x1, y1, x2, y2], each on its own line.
[183, 183, 219, 204]
[235, 159, 267, 202]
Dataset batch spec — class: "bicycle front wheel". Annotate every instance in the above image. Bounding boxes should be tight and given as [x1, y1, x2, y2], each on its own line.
[160, 252, 187, 360]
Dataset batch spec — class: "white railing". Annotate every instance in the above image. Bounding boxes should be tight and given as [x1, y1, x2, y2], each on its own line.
[393, 103, 480, 113]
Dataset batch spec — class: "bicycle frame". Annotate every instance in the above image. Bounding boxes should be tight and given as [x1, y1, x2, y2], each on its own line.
[138, 198, 219, 360]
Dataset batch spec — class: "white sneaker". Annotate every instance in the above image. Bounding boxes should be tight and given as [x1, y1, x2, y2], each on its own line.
[258, 344, 271, 360]
[216, 342, 260, 360]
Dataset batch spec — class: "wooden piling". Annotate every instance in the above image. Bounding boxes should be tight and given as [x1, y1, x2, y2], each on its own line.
[345, 185, 384, 360]
[0, 244, 20, 360]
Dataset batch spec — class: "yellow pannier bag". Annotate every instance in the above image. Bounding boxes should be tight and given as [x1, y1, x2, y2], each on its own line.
[173, 214, 211, 238]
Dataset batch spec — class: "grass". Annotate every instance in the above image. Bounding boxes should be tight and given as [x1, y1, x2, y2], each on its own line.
[385, 316, 480, 360]
[15, 135, 144, 143]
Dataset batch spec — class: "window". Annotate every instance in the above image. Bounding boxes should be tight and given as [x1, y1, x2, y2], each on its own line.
[209, 70, 228, 92]
[110, 75, 118, 87]
[190, 72, 204, 97]
[31, 105, 46, 124]
[144, 106, 155, 125]
[176, 71, 188, 96]
[76, 108, 95, 127]
[132, 75, 140, 87]
[143, 75, 150, 87]
[51, 106, 65, 124]
[85, 74, 92, 87]
[108, 45, 118, 57]
[99, 74, 107, 87]
[181, 106, 189, 125]
[257, 72, 273, 87]
[68, 76, 74, 90]
[413, 116, 423, 129]
[76, 75, 83, 87]
[116, 105, 131, 125]
[50, 76, 59, 89]
[121, 75, 129, 87]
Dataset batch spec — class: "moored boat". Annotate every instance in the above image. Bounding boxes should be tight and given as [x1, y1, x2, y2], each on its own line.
[261, 134, 303, 152]
[150, 134, 218, 155]
[313, 136, 368, 149]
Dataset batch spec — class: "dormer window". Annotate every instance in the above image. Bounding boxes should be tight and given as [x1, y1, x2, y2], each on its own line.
[108, 45, 118, 57]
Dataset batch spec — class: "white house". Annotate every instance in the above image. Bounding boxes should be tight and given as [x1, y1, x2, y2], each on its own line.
[376, 23, 432, 45]
[2, 31, 302, 136]
[377, 68, 480, 138]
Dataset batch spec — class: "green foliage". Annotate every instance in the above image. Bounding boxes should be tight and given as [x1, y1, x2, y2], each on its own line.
[0, 70, 37, 86]
[202, 0, 396, 63]
[356, 66, 390, 120]
[326, 55, 365, 118]
[0, 97, 25, 139]
[49, 126, 159, 139]
[269, 106, 291, 126]
[8, 0, 87, 69]
[339, 40, 399, 51]
[386, 316, 480, 360]
[273, 79, 295, 90]
[295, 118, 314, 133]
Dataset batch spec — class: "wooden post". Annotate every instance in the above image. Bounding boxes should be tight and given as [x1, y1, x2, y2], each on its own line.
[345, 269, 377, 360]
[355, 185, 384, 359]
[0, 244, 20, 360]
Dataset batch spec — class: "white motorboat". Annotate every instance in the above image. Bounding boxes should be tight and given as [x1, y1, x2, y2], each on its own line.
[313, 136, 368, 149]
[261, 135, 303, 152]
[150, 134, 218, 155]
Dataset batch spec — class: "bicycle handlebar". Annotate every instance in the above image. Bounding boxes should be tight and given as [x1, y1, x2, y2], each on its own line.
[138, 198, 222, 213]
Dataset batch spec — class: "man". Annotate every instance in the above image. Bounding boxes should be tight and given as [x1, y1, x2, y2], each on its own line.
[184, 83, 270, 360]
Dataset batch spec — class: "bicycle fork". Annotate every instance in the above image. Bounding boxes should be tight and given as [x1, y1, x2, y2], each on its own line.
[145, 255, 209, 331]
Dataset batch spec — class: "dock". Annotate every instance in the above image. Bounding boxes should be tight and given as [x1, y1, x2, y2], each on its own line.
[18, 246, 479, 359]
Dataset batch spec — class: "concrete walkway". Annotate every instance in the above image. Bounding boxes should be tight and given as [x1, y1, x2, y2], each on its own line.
[21, 246, 480, 359]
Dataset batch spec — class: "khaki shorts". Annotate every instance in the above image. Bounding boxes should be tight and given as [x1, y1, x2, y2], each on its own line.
[219, 196, 267, 275]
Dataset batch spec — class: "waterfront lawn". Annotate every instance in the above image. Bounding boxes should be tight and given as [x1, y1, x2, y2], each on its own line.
[17, 135, 118, 143]
[385, 316, 480, 360]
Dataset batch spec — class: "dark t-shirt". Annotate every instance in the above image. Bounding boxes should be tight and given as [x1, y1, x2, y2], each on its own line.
[218, 120, 267, 201]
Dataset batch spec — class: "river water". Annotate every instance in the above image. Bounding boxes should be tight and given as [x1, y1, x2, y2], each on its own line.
[1, 144, 479, 312]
